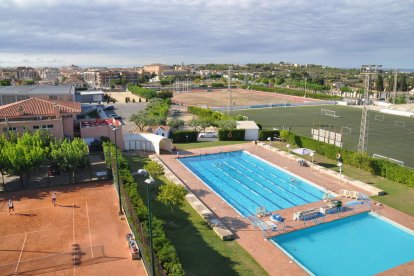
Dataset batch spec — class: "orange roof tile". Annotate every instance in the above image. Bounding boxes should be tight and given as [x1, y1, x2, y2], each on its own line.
[0, 97, 81, 118]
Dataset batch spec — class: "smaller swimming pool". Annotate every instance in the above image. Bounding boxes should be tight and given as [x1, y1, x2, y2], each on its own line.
[271, 212, 414, 276]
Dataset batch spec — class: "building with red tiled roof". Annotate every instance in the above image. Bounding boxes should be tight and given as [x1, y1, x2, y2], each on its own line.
[0, 97, 81, 138]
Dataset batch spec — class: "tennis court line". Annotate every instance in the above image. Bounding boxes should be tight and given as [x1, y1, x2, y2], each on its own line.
[0, 226, 71, 239]
[14, 233, 27, 274]
[86, 202, 93, 258]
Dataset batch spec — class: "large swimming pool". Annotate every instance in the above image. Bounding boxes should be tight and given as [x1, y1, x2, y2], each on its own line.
[179, 150, 326, 216]
[271, 212, 414, 275]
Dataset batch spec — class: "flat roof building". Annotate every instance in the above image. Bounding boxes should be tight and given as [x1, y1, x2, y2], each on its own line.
[0, 85, 75, 106]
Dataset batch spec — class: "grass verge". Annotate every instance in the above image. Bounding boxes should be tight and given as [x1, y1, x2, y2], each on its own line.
[125, 155, 268, 276]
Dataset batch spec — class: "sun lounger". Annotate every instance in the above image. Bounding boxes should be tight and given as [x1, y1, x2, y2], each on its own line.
[264, 221, 277, 231]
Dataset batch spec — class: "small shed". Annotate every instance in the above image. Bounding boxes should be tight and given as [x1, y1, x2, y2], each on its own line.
[153, 125, 171, 137]
[236, 121, 259, 141]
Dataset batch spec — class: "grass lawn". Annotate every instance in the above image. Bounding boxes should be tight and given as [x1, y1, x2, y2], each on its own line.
[233, 105, 414, 168]
[271, 142, 414, 217]
[174, 140, 249, 150]
[125, 155, 268, 276]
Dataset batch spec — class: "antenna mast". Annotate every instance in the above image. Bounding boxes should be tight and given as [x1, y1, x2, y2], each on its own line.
[357, 65, 381, 153]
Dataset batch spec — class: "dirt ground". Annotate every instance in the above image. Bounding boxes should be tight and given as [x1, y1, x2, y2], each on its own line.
[172, 88, 321, 108]
[0, 182, 146, 276]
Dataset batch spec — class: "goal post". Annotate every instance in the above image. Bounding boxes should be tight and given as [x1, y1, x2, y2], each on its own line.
[372, 154, 404, 167]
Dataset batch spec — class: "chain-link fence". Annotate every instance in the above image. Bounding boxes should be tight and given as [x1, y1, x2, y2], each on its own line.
[0, 154, 108, 192]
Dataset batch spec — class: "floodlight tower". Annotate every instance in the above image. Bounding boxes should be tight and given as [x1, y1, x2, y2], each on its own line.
[227, 66, 232, 115]
[357, 65, 381, 153]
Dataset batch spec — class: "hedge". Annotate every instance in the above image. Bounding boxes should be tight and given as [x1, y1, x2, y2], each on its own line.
[103, 142, 184, 275]
[279, 130, 414, 187]
[171, 130, 198, 143]
[259, 129, 280, 141]
[218, 129, 245, 141]
[129, 85, 158, 99]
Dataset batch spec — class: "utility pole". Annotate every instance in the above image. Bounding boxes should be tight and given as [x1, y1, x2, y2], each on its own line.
[357, 65, 381, 153]
[393, 69, 398, 104]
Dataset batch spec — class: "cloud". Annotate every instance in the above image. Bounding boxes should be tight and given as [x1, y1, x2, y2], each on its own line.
[0, 0, 413, 67]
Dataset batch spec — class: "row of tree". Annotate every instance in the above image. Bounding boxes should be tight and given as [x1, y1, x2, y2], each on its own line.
[130, 98, 171, 131]
[0, 131, 89, 187]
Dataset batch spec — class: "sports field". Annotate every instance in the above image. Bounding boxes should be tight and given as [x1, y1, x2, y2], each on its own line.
[173, 88, 321, 108]
[232, 105, 414, 168]
[0, 182, 145, 275]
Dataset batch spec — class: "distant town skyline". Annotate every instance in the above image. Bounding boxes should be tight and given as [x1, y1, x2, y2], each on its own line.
[1, 0, 413, 68]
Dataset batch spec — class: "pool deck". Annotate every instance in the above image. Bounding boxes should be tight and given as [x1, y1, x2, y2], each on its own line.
[159, 142, 414, 276]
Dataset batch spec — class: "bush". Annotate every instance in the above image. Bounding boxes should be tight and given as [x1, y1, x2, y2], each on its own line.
[218, 129, 245, 141]
[102, 142, 184, 275]
[281, 131, 414, 187]
[259, 129, 280, 141]
[171, 130, 198, 143]
[125, 97, 130, 103]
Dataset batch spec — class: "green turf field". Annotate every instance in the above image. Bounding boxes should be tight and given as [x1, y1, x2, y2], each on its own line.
[232, 105, 414, 168]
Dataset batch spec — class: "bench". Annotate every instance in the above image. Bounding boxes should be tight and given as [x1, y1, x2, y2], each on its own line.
[126, 233, 141, 260]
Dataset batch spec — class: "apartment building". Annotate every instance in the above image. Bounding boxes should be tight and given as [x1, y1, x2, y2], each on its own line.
[38, 68, 59, 80]
[16, 67, 38, 81]
[143, 64, 171, 76]
[96, 71, 120, 88]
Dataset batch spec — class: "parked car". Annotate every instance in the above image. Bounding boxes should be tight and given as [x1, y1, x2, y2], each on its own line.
[198, 132, 218, 138]
[109, 114, 122, 120]
[103, 105, 115, 110]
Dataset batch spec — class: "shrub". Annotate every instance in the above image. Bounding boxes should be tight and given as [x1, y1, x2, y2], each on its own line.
[171, 130, 198, 143]
[218, 129, 245, 141]
[258, 129, 280, 141]
[281, 131, 414, 187]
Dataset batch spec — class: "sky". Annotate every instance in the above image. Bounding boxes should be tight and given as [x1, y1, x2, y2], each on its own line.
[0, 0, 413, 68]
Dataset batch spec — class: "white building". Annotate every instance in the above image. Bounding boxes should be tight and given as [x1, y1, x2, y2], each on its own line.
[236, 121, 259, 141]
[153, 125, 171, 137]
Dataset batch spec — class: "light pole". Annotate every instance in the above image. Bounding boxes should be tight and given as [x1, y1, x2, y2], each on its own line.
[310, 152, 314, 167]
[338, 162, 343, 184]
[144, 178, 156, 276]
[112, 126, 123, 216]
[286, 144, 291, 155]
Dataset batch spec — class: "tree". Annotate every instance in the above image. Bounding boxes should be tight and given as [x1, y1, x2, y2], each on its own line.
[130, 111, 157, 131]
[167, 119, 185, 130]
[375, 75, 384, 95]
[399, 75, 408, 91]
[157, 181, 187, 222]
[50, 138, 89, 183]
[3, 132, 48, 187]
[0, 135, 8, 186]
[216, 120, 236, 130]
[144, 161, 164, 181]
[0, 79, 11, 86]
[188, 118, 213, 133]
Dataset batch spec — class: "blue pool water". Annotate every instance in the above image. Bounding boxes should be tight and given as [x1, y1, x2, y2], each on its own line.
[271, 212, 414, 275]
[179, 150, 326, 216]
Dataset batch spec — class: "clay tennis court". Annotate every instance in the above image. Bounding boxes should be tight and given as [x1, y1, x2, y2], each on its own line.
[0, 182, 146, 275]
[172, 88, 322, 108]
